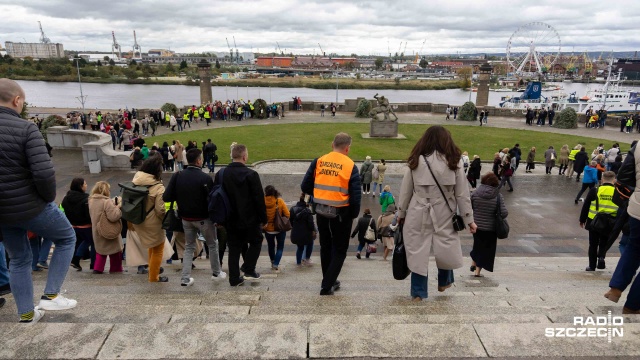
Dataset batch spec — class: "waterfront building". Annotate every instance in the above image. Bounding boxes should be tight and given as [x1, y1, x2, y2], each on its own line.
[4, 41, 65, 59]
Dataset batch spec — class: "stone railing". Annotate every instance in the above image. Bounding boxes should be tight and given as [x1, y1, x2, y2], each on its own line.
[47, 126, 131, 171]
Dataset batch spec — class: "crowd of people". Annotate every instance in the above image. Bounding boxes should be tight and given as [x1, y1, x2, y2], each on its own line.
[1, 78, 639, 326]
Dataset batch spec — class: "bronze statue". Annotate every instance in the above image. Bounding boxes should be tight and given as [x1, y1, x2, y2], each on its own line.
[369, 93, 398, 121]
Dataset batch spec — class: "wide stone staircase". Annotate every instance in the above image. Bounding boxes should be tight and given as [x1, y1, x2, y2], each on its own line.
[1, 255, 639, 359]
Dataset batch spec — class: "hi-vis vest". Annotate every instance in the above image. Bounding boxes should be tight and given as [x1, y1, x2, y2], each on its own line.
[569, 149, 579, 161]
[204, 110, 211, 118]
[627, 119, 634, 127]
[313, 152, 354, 207]
[183, 113, 189, 121]
[199, 107, 204, 115]
[165, 113, 170, 122]
[588, 185, 618, 220]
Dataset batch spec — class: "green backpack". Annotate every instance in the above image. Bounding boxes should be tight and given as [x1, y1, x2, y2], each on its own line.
[118, 182, 154, 224]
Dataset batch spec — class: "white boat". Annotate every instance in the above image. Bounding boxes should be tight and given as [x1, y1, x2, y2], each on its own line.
[499, 81, 561, 112]
[491, 88, 513, 92]
[556, 59, 637, 114]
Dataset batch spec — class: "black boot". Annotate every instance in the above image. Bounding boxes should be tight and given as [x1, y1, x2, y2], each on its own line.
[70, 256, 82, 271]
[597, 257, 606, 269]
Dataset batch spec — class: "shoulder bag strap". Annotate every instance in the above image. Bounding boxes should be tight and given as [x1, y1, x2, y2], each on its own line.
[496, 195, 501, 216]
[368, 217, 373, 229]
[423, 156, 455, 214]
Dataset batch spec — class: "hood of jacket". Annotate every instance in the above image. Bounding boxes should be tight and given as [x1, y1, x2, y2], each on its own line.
[64, 190, 88, 205]
[473, 184, 499, 199]
[132, 171, 161, 186]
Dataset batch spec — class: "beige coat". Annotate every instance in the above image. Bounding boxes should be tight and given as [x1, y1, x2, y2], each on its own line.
[130, 172, 166, 249]
[377, 212, 396, 249]
[88, 194, 123, 255]
[398, 153, 473, 276]
[124, 228, 174, 267]
[376, 163, 387, 183]
[174, 144, 185, 162]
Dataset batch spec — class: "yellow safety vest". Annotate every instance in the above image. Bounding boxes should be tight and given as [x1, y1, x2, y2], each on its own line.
[627, 119, 633, 127]
[199, 107, 204, 115]
[569, 149, 579, 161]
[588, 185, 618, 220]
[313, 152, 354, 207]
[165, 113, 170, 122]
[183, 113, 189, 121]
[204, 111, 211, 119]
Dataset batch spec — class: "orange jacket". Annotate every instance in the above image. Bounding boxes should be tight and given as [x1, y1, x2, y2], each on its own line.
[263, 196, 290, 232]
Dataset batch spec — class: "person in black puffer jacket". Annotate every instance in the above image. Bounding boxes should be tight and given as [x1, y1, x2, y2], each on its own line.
[0, 79, 77, 323]
[290, 193, 316, 266]
[61, 178, 95, 271]
[350, 209, 377, 259]
[573, 147, 589, 182]
[470, 173, 508, 277]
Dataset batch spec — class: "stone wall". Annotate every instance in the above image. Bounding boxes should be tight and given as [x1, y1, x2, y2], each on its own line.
[47, 126, 131, 171]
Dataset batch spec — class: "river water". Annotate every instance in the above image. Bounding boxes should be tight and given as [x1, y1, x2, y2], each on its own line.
[16, 80, 639, 110]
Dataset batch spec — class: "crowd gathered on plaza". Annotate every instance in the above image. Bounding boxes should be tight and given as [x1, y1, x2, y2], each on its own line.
[1, 77, 640, 325]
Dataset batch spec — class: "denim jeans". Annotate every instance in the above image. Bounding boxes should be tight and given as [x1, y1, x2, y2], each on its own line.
[0, 202, 76, 315]
[620, 234, 629, 255]
[74, 227, 96, 267]
[0, 242, 9, 287]
[609, 216, 640, 311]
[296, 241, 314, 264]
[177, 121, 183, 132]
[38, 237, 52, 264]
[181, 219, 221, 281]
[410, 270, 455, 299]
[265, 232, 286, 267]
[372, 182, 382, 195]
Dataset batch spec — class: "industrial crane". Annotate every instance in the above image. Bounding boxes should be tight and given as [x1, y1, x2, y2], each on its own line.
[132, 30, 142, 60]
[233, 36, 239, 64]
[318, 43, 325, 57]
[38, 21, 51, 44]
[403, 42, 408, 58]
[225, 38, 233, 62]
[111, 31, 121, 60]
[276, 41, 283, 55]
[396, 41, 402, 59]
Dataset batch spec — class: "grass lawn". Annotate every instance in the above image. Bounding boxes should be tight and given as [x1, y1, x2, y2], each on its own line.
[147, 123, 629, 164]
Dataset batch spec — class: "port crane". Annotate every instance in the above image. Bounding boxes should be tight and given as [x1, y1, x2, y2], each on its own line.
[403, 42, 407, 58]
[111, 31, 122, 60]
[225, 38, 233, 62]
[132, 30, 142, 60]
[233, 36, 239, 64]
[276, 41, 283, 55]
[38, 21, 51, 44]
[415, 38, 426, 63]
[318, 43, 325, 57]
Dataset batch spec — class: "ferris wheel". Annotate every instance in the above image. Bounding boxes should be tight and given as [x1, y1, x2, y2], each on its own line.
[506, 22, 561, 77]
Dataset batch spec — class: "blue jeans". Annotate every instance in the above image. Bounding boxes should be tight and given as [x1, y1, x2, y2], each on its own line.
[296, 241, 314, 264]
[620, 234, 629, 255]
[39, 237, 52, 264]
[372, 182, 382, 194]
[410, 269, 455, 299]
[609, 216, 640, 311]
[0, 242, 9, 287]
[0, 202, 76, 315]
[177, 121, 183, 132]
[74, 227, 96, 267]
[265, 232, 286, 267]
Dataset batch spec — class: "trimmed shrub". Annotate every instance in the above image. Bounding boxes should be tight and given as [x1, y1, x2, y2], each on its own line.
[41, 115, 67, 141]
[161, 103, 178, 116]
[252, 99, 268, 119]
[554, 107, 578, 129]
[355, 98, 371, 118]
[459, 101, 477, 121]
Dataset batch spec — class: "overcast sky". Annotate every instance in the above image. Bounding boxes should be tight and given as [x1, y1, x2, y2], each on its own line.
[1, 0, 638, 56]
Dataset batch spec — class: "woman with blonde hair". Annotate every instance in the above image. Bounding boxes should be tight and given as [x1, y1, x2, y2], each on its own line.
[88, 181, 123, 274]
[130, 154, 168, 282]
[174, 140, 185, 171]
[558, 144, 570, 175]
[398, 125, 477, 301]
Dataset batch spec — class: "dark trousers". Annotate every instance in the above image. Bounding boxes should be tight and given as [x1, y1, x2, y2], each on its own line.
[73, 227, 95, 268]
[575, 182, 595, 201]
[588, 229, 608, 269]
[316, 214, 353, 290]
[610, 216, 640, 310]
[226, 225, 263, 285]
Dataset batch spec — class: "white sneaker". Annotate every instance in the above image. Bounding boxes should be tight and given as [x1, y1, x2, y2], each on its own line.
[37, 294, 77, 311]
[212, 271, 227, 280]
[20, 308, 45, 324]
[181, 278, 195, 287]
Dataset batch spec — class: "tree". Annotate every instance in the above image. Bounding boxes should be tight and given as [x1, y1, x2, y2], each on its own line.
[457, 67, 473, 89]
[554, 107, 578, 129]
[129, 59, 137, 66]
[109, 59, 116, 66]
[96, 60, 102, 67]
[374, 57, 384, 70]
[459, 101, 477, 121]
[161, 103, 178, 116]
[165, 63, 175, 74]
[215, 59, 221, 69]
[20, 101, 29, 119]
[123, 68, 139, 79]
[419, 58, 428, 69]
[179, 60, 188, 70]
[103, 56, 110, 61]
[355, 99, 371, 118]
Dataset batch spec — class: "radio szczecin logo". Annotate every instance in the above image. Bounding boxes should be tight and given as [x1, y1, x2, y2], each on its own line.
[545, 311, 623, 343]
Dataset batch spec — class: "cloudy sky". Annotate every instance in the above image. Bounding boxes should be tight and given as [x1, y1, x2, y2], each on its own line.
[1, 0, 638, 56]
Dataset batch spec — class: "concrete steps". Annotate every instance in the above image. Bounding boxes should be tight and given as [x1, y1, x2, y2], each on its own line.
[1, 256, 640, 358]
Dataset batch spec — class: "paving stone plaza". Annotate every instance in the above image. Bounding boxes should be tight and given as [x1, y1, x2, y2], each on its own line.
[1, 112, 639, 359]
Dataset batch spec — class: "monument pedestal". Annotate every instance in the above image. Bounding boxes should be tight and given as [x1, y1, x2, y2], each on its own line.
[369, 120, 398, 137]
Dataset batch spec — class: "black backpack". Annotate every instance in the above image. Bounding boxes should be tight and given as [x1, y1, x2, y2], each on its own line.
[207, 168, 231, 225]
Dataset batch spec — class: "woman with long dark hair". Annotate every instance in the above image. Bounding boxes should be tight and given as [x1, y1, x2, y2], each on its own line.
[398, 126, 477, 301]
[62, 178, 95, 271]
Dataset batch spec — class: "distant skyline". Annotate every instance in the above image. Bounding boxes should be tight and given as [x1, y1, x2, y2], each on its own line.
[1, 0, 639, 55]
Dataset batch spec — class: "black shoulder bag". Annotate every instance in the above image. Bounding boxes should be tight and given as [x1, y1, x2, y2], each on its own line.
[424, 156, 466, 232]
[495, 195, 510, 239]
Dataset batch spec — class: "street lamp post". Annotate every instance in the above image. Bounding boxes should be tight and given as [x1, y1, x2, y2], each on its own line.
[75, 59, 87, 112]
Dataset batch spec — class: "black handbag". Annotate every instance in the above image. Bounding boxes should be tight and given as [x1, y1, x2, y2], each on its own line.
[392, 224, 411, 280]
[495, 195, 510, 239]
[590, 196, 616, 235]
[162, 201, 184, 232]
[424, 157, 466, 232]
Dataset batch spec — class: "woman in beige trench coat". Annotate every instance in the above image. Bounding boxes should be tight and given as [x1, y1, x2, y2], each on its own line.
[398, 126, 477, 301]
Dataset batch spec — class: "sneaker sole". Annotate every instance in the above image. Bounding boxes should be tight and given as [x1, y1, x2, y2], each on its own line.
[37, 302, 77, 311]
